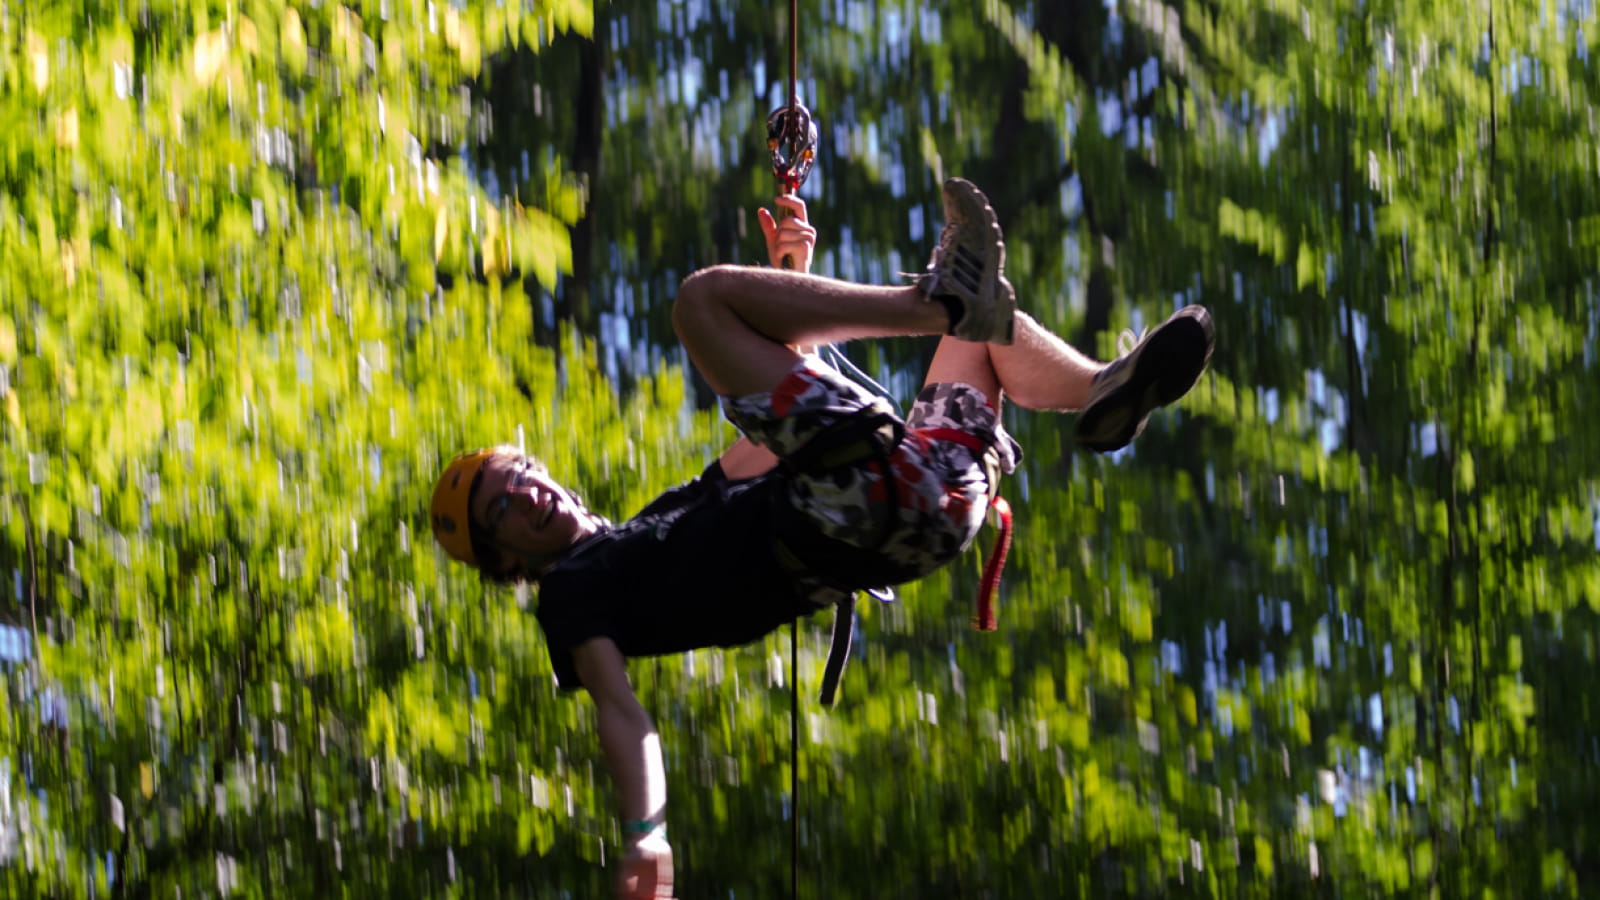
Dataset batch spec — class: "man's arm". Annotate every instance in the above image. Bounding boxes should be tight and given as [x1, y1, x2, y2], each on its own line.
[573, 637, 665, 823]
[572, 637, 675, 899]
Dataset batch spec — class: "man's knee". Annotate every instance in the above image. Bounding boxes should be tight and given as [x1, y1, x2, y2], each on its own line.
[673, 265, 741, 338]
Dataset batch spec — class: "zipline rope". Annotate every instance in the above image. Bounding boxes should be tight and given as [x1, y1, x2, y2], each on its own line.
[788, 0, 799, 108]
[790, 618, 800, 900]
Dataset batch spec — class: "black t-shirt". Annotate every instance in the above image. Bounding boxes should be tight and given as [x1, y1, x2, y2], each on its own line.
[534, 462, 819, 689]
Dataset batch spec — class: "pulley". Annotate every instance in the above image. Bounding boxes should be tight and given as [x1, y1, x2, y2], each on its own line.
[767, 102, 818, 195]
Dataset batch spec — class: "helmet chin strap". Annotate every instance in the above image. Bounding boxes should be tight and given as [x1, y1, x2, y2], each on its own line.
[572, 505, 607, 542]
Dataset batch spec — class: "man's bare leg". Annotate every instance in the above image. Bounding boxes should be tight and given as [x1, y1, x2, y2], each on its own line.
[922, 334, 1003, 408]
[988, 312, 1106, 411]
[673, 266, 951, 398]
[922, 311, 1105, 412]
[677, 268, 1109, 415]
[675, 178, 1016, 400]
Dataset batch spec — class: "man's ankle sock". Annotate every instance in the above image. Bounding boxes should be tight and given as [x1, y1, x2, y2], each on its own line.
[928, 293, 963, 335]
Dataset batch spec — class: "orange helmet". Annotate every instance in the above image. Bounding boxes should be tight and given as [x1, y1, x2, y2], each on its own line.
[431, 449, 498, 567]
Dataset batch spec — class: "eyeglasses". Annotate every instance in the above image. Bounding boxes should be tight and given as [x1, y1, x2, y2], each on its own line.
[485, 493, 514, 534]
[479, 459, 544, 539]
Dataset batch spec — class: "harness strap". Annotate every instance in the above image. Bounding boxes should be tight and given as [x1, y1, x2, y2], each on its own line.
[920, 428, 1011, 631]
[817, 594, 854, 705]
[781, 411, 903, 475]
[973, 496, 1012, 631]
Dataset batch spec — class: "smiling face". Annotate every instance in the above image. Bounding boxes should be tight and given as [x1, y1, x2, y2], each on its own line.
[469, 453, 602, 581]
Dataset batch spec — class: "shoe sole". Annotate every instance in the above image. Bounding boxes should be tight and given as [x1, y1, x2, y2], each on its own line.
[1075, 310, 1213, 452]
[944, 179, 1016, 344]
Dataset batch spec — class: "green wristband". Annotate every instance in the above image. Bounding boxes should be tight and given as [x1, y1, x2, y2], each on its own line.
[624, 819, 664, 837]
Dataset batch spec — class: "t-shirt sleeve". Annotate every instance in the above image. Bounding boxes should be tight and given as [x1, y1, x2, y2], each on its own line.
[534, 564, 623, 691]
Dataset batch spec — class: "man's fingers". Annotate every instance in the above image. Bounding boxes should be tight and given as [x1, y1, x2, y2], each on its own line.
[780, 220, 816, 241]
[757, 207, 778, 244]
[772, 194, 807, 222]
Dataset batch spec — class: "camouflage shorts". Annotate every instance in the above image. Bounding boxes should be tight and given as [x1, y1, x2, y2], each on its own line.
[723, 358, 1021, 602]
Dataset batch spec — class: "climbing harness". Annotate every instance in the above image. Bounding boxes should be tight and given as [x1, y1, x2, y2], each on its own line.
[771, 414, 1015, 703]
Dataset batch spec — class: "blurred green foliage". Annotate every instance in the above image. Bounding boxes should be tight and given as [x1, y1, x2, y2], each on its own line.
[2, 0, 1599, 898]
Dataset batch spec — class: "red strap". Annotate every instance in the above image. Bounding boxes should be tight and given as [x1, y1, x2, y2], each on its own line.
[919, 428, 1010, 631]
[973, 495, 1012, 631]
[919, 427, 987, 454]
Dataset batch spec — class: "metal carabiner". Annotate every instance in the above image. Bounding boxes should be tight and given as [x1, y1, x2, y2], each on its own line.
[766, 102, 818, 194]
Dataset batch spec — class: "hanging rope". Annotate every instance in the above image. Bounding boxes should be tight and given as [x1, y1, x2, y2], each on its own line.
[788, 0, 799, 109]
[790, 621, 800, 900]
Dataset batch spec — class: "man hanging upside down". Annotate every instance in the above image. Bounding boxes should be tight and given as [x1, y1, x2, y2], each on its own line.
[429, 179, 1214, 899]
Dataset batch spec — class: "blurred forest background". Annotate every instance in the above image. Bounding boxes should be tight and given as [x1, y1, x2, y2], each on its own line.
[2, 0, 1599, 897]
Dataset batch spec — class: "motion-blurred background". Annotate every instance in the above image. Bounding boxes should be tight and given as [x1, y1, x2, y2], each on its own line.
[1, 1, 1597, 896]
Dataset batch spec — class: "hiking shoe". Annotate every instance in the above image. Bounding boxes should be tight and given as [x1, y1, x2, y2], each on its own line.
[915, 178, 1016, 344]
[1074, 305, 1215, 453]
